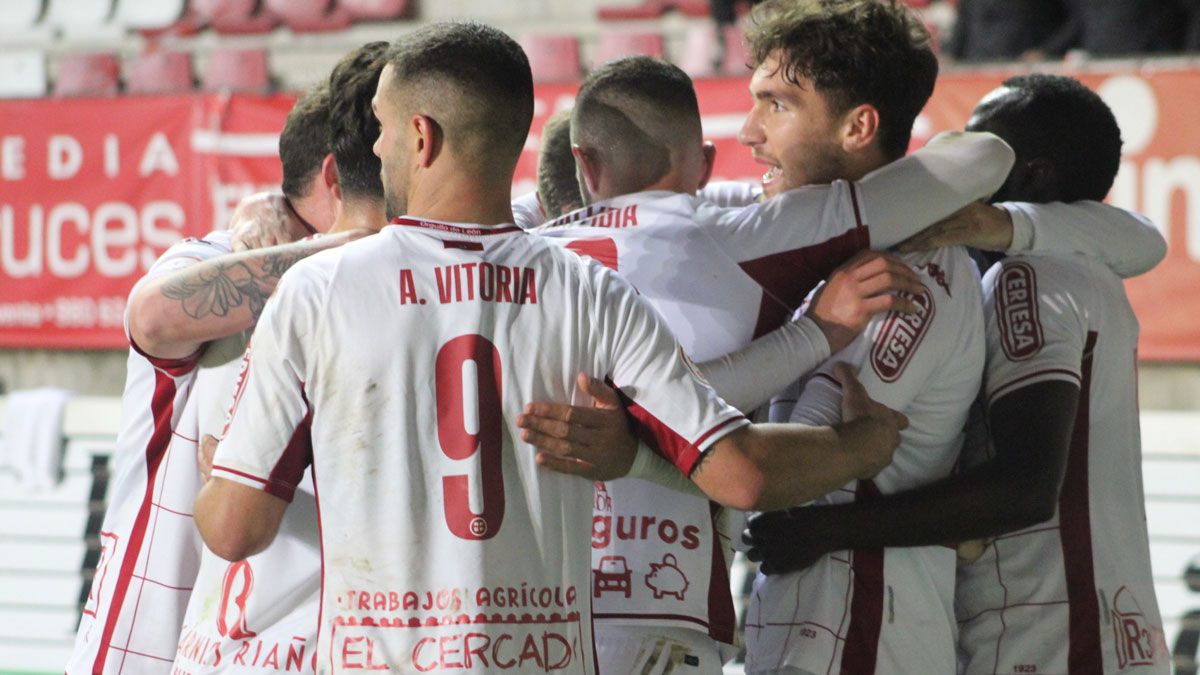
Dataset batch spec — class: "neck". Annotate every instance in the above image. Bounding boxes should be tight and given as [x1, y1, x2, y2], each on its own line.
[842, 145, 891, 182]
[328, 197, 387, 234]
[406, 168, 515, 225]
[290, 192, 338, 234]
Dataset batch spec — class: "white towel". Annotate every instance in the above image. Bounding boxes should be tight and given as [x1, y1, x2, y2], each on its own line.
[1, 388, 74, 490]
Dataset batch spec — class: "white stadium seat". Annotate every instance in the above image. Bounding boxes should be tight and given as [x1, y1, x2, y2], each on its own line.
[0, 0, 45, 34]
[45, 0, 114, 29]
[0, 52, 48, 98]
[112, 0, 187, 30]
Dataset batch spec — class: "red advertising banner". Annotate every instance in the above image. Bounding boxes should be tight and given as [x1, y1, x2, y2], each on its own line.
[1, 67, 1196, 358]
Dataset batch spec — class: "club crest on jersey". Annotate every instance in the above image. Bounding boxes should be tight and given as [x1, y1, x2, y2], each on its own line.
[1110, 586, 1168, 668]
[996, 262, 1044, 361]
[871, 286, 934, 382]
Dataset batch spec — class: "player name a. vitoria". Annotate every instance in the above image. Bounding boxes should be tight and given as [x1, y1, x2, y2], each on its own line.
[398, 263, 540, 307]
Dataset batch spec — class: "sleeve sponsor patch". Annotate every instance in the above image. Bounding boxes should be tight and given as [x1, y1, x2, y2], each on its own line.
[871, 286, 935, 382]
[995, 262, 1044, 361]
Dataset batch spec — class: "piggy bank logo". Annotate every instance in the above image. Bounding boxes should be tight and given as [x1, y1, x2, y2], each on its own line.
[645, 553, 689, 601]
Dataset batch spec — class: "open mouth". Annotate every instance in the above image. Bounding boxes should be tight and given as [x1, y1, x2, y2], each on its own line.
[760, 165, 783, 190]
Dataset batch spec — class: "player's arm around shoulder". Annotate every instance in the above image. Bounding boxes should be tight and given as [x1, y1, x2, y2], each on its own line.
[128, 229, 369, 361]
[693, 365, 906, 512]
[193, 264, 325, 561]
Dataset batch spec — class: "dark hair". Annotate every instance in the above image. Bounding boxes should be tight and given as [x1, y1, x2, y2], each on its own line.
[383, 22, 534, 170]
[977, 74, 1123, 201]
[537, 109, 582, 218]
[746, 0, 937, 160]
[571, 56, 699, 192]
[279, 84, 331, 200]
[328, 42, 387, 200]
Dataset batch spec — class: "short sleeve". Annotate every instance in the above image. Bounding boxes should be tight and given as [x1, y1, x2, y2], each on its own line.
[588, 263, 749, 476]
[982, 258, 1089, 407]
[124, 230, 234, 367]
[790, 250, 977, 422]
[209, 263, 322, 502]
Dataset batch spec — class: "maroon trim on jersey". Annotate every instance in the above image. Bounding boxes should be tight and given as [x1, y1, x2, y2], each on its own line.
[443, 240, 484, 251]
[739, 227, 869, 339]
[91, 370, 179, 673]
[842, 478, 885, 674]
[265, 406, 313, 502]
[593, 611, 716, 629]
[848, 182, 865, 229]
[390, 216, 523, 236]
[128, 339, 201, 377]
[1061, 331, 1102, 674]
[606, 376, 745, 476]
[706, 500, 737, 643]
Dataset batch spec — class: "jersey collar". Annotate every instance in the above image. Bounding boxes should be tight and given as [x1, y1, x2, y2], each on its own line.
[389, 216, 523, 237]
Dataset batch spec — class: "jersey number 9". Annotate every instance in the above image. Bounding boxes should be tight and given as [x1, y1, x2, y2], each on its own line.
[436, 334, 506, 540]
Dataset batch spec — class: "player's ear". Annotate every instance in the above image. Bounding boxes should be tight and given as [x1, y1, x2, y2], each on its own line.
[321, 153, 342, 202]
[840, 103, 880, 154]
[697, 141, 717, 190]
[1023, 157, 1061, 202]
[411, 114, 443, 169]
[572, 144, 603, 197]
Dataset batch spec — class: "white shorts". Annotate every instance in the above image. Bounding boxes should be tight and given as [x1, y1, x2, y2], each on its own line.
[595, 624, 724, 675]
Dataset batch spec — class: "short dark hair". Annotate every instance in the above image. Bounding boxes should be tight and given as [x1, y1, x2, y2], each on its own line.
[974, 74, 1122, 201]
[328, 42, 387, 201]
[537, 109, 582, 218]
[571, 56, 700, 193]
[746, 0, 937, 160]
[279, 84, 331, 200]
[383, 22, 533, 173]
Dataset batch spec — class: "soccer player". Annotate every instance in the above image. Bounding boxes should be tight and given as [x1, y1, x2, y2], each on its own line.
[193, 22, 909, 674]
[745, 75, 1170, 674]
[521, 25, 1007, 675]
[66, 87, 367, 674]
[172, 42, 391, 673]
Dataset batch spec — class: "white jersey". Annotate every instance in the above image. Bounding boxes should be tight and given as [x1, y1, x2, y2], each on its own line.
[533, 130, 1011, 643]
[210, 217, 748, 674]
[174, 332, 322, 673]
[69, 231, 233, 675]
[745, 247, 984, 675]
[956, 254, 1168, 674]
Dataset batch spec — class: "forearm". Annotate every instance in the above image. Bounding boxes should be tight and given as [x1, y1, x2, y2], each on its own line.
[627, 443, 707, 497]
[129, 233, 354, 359]
[862, 131, 1014, 248]
[788, 458, 1054, 552]
[195, 478, 284, 561]
[1002, 201, 1167, 278]
[695, 316, 830, 413]
[745, 423, 869, 512]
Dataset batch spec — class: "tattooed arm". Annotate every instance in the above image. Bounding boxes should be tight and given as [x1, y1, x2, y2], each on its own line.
[128, 230, 368, 360]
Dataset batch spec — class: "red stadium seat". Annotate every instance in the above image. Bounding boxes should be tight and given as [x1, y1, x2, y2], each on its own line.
[720, 24, 751, 75]
[593, 30, 665, 68]
[265, 0, 352, 32]
[339, 0, 409, 20]
[191, 0, 277, 34]
[520, 35, 582, 83]
[203, 47, 271, 93]
[54, 53, 120, 97]
[125, 51, 194, 94]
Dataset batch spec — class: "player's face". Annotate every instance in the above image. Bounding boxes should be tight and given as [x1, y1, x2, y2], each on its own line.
[967, 86, 1026, 203]
[372, 64, 408, 220]
[739, 51, 847, 198]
